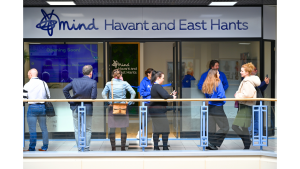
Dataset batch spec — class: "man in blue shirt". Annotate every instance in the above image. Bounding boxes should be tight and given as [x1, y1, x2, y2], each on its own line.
[197, 60, 229, 91]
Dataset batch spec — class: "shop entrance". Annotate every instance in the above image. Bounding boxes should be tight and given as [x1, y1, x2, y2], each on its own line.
[104, 41, 181, 139]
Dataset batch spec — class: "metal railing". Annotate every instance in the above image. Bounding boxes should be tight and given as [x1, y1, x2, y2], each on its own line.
[23, 98, 277, 152]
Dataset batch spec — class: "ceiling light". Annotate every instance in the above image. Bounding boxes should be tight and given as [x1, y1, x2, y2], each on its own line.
[47, 1, 76, 5]
[239, 43, 251, 45]
[209, 2, 237, 6]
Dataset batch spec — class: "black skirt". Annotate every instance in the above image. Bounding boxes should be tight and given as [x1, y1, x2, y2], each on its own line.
[149, 106, 170, 133]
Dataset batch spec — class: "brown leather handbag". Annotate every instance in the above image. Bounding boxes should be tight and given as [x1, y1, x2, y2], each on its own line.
[111, 79, 128, 115]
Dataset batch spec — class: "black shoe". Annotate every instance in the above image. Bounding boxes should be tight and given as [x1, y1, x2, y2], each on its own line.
[154, 146, 160, 150]
[206, 143, 218, 150]
[163, 147, 169, 150]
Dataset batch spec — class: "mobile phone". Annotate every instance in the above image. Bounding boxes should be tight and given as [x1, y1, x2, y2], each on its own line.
[266, 74, 268, 78]
[170, 90, 175, 95]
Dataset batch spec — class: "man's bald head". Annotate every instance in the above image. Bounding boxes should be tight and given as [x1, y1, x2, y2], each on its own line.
[29, 68, 38, 78]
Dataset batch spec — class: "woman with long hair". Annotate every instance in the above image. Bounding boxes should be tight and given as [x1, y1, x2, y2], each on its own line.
[102, 69, 136, 151]
[149, 70, 176, 150]
[202, 69, 229, 150]
[232, 62, 261, 149]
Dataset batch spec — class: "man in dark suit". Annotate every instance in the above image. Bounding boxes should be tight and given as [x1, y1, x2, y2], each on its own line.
[63, 65, 97, 151]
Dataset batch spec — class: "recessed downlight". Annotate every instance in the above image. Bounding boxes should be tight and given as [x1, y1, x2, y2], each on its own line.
[46, 1, 76, 5]
[209, 2, 237, 6]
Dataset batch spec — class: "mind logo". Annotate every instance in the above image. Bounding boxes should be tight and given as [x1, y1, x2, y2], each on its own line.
[36, 9, 58, 36]
[36, 9, 98, 36]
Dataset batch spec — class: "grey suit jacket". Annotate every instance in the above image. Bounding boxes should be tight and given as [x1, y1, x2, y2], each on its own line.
[63, 76, 97, 116]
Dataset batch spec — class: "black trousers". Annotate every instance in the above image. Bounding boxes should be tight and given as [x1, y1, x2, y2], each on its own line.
[153, 133, 168, 147]
[208, 105, 229, 147]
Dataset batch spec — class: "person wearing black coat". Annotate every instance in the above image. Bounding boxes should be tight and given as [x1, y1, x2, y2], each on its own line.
[149, 71, 176, 150]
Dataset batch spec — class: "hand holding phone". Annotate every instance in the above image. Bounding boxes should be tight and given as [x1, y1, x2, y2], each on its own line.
[170, 90, 177, 95]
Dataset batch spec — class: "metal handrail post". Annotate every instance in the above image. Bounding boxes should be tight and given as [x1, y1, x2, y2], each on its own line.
[200, 101, 208, 151]
[139, 102, 148, 151]
[252, 101, 268, 150]
[78, 102, 86, 152]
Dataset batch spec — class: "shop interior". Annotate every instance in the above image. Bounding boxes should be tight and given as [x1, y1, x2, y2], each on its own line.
[23, 40, 275, 140]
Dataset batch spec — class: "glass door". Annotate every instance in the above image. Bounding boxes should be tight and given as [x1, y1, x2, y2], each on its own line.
[172, 42, 181, 138]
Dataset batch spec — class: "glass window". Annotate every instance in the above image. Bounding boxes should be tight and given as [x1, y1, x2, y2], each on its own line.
[23, 42, 104, 135]
[181, 41, 260, 133]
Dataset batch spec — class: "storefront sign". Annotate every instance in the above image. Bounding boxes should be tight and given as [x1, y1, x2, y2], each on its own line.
[24, 7, 261, 38]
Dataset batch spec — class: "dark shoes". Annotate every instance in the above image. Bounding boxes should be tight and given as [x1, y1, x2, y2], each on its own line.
[154, 146, 160, 150]
[109, 133, 116, 151]
[163, 147, 169, 150]
[206, 142, 218, 150]
[121, 133, 127, 151]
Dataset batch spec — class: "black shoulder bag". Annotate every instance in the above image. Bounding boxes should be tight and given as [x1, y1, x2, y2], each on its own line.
[43, 82, 56, 117]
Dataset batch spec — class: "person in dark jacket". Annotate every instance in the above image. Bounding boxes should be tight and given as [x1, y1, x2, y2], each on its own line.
[149, 71, 176, 150]
[247, 66, 269, 136]
[202, 69, 229, 150]
[136, 68, 153, 139]
[63, 65, 97, 152]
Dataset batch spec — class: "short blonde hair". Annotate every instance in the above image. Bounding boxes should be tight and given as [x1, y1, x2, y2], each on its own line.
[242, 62, 255, 75]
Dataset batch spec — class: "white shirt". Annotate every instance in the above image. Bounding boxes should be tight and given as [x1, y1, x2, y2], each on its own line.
[23, 77, 50, 104]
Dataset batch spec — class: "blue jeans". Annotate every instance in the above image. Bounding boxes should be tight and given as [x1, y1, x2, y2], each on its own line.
[248, 107, 258, 136]
[72, 109, 92, 151]
[27, 104, 48, 151]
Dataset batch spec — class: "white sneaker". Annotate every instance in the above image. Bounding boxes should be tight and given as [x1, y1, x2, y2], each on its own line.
[136, 131, 140, 139]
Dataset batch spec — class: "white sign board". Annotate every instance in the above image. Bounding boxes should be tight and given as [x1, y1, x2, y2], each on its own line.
[23, 7, 261, 38]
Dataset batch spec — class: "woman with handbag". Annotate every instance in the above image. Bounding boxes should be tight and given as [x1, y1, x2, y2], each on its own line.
[232, 62, 261, 149]
[202, 69, 229, 150]
[102, 69, 136, 151]
[149, 70, 176, 150]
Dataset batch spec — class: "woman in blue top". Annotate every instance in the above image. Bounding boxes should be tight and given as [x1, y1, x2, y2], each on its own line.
[102, 69, 136, 151]
[202, 69, 229, 150]
[136, 68, 153, 139]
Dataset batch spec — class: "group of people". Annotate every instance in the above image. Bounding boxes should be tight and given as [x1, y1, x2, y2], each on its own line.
[199, 60, 269, 150]
[101, 68, 176, 151]
[23, 59, 269, 152]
